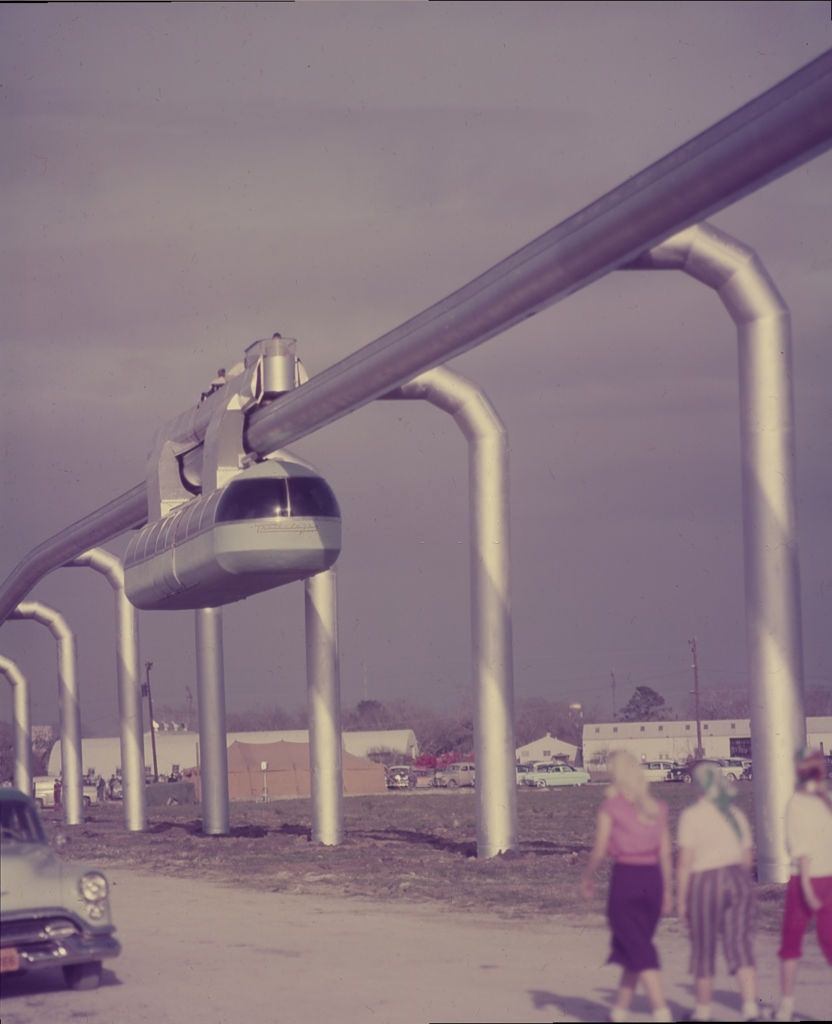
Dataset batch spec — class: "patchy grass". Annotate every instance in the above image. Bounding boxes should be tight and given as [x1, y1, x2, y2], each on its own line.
[42, 782, 786, 929]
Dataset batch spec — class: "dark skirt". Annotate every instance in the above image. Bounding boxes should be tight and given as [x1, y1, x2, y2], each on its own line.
[606, 862, 663, 972]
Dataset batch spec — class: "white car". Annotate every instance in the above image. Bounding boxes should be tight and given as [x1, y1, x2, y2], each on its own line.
[718, 758, 752, 781]
[639, 760, 677, 783]
[32, 777, 57, 809]
[0, 787, 120, 989]
[434, 763, 476, 788]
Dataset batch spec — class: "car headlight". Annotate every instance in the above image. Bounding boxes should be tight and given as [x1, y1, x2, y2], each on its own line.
[79, 871, 109, 902]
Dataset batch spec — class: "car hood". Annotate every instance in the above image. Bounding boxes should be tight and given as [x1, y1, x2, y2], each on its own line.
[1, 841, 90, 916]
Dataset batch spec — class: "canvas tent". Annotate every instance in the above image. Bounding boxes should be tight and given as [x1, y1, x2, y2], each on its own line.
[185, 740, 387, 801]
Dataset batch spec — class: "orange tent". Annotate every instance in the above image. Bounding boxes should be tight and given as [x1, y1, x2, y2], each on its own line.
[187, 740, 386, 801]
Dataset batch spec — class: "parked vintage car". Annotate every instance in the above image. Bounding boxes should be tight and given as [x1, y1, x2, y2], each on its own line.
[385, 765, 414, 790]
[669, 758, 752, 783]
[515, 763, 534, 785]
[720, 758, 752, 781]
[434, 762, 476, 788]
[522, 762, 590, 788]
[0, 787, 120, 990]
[666, 762, 693, 783]
[412, 768, 436, 789]
[33, 776, 102, 809]
[639, 760, 677, 783]
[32, 776, 57, 809]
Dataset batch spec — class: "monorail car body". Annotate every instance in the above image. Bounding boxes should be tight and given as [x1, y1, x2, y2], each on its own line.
[124, 460, 341, 611]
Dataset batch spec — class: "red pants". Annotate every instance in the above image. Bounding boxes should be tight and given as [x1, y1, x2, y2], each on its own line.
[778, 874, 832, 965]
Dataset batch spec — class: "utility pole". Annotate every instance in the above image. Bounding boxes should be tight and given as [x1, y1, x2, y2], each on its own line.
[689, 638, 704, 758]
[610, 671, 617, 719]
[143, 660, 159, 782]
[185, 685, 194, 732]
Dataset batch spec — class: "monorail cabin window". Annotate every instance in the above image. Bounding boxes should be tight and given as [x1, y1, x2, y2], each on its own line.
[287, 476, 340, 518]
[216, 476, 340, 523]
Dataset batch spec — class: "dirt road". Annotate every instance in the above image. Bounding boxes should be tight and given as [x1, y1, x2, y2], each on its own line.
[1, 869, 828, 1023]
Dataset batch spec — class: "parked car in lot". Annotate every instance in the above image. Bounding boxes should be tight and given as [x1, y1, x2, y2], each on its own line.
[0, 787, 120, 990]
[522, 762, 590, 788]
[669, 758, 752, 783]
[412, 768, 436, 789]
[667, 762, 694, 783]
[719, 757, 752, 781]
[32, 776, 57, 809]
[33, 775, 103, 809]
[639, 760, 677, 783]
[434, 763, 476, 788]
[385, 765, 414, 790]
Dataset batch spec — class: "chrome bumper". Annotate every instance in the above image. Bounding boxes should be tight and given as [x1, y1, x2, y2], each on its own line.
[2, 932, 120, 971]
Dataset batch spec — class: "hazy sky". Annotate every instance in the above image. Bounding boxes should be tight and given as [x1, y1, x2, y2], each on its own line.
[1, 3, 830, 737]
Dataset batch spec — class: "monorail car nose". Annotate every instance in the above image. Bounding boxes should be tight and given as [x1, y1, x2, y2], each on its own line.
[124, 459, 341, 611]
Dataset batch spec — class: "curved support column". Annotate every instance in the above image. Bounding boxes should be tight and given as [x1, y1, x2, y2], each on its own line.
[8, 602, 83, 825]
[627, 222, 804, 882]
[383, 366, 517, 858]
[305, 568, 343, 846]
[195, 607, 230, 835]
[66, 549, 146, 832]
[0, 654, 33, 794]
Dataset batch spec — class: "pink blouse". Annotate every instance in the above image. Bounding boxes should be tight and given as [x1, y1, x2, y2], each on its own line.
[601, 794, 668, 864]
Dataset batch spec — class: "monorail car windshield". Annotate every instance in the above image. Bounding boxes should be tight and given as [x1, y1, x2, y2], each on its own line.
[216, 474, 340, 522]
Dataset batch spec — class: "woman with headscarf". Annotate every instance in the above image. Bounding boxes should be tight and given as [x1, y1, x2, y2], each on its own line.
[774, 747, 832, 1022]
[581, 750, 673, 1023]
[676, 761, 760, 1022]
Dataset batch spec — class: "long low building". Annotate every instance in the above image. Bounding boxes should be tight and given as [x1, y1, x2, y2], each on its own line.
[47, 728, 419, 780]
[582, 716, 832, 768]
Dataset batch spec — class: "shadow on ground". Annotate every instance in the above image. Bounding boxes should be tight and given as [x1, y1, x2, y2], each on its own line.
[0, 966, 121, 1001]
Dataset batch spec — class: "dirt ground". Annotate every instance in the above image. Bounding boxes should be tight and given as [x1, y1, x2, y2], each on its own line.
[6, 869, 829, 1024]
[41, 782, 787, 930]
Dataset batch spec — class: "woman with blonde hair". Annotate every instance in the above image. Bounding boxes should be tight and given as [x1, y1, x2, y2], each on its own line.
[581, 750, 673, 1023]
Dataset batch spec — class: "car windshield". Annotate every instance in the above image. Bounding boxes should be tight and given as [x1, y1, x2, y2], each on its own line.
[0, 799, 45, 844]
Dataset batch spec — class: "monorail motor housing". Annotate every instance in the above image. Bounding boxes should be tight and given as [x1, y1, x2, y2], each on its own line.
[124, 459, 341, 611]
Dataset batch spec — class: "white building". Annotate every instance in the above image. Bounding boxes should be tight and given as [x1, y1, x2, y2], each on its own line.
[515, 731, 578, 764]
[582, 716, 832, 768]
[47, 728, 420, 780]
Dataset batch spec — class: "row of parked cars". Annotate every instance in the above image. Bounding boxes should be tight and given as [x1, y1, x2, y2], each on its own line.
[385, 760, 592, 790]
[387, 756, 774, 791]
[638, 757, 753, 783]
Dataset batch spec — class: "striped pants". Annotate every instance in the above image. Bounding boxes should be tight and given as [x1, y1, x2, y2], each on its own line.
[687, 864, 755, 978]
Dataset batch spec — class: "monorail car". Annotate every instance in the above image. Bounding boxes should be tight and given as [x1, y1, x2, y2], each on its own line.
[124, 459, 341, 611]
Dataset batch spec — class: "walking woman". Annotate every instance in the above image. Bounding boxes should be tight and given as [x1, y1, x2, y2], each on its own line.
[676, 761, 760, 1022]
[775, 748, 832, 1022]
[581, 750, 673, 1023]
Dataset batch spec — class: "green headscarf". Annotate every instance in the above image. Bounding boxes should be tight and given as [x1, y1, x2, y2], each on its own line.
[693, 762, 743, 840]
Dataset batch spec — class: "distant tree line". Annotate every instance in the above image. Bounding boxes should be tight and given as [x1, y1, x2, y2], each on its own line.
[613, 683, 832, 723]
[3, 682, 828, 781]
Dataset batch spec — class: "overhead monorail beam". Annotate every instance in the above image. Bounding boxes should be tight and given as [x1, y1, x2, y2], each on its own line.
[1, 50, 830, 624]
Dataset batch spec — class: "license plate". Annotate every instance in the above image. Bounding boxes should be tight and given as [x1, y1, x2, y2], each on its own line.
[0, 946, 21, 973]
